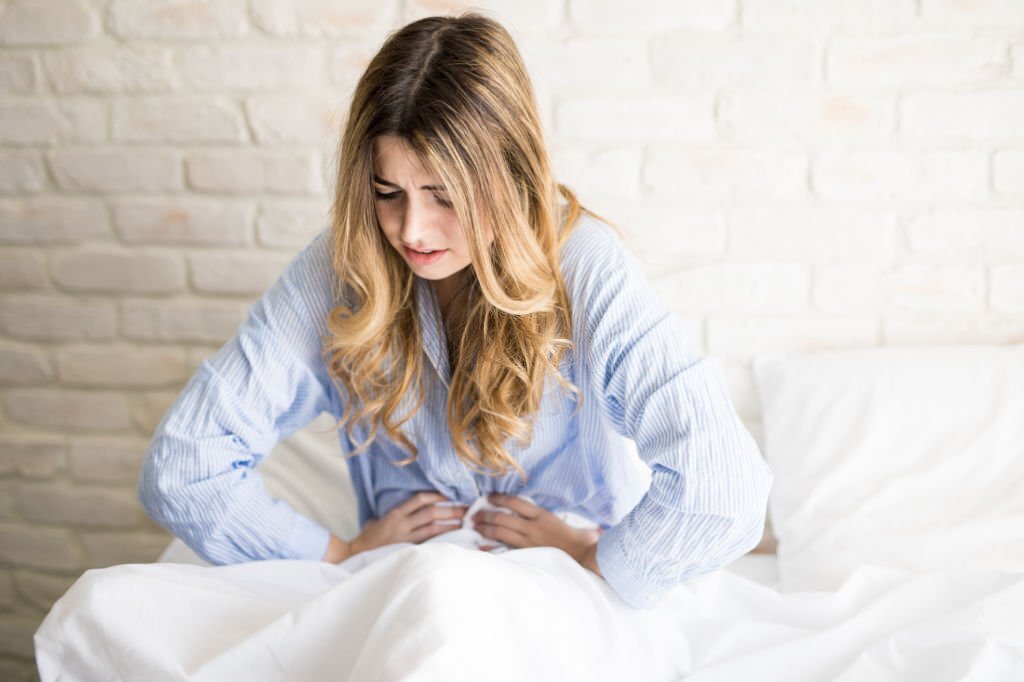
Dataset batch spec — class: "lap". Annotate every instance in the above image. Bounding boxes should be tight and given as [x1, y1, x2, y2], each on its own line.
[36, 540, 682, 682]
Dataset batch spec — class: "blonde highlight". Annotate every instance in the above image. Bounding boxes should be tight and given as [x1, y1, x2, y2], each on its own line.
[323, 13, 594, 483]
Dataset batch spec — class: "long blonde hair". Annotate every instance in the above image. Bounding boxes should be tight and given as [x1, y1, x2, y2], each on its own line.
[324, 13, 587, 482]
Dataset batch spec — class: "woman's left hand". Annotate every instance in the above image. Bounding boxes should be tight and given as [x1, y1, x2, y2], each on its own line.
[472, 493, 603, 577]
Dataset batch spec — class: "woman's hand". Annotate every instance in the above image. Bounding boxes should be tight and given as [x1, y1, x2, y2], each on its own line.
[472, 493, 603, 576]
[322, 491, 468, 563]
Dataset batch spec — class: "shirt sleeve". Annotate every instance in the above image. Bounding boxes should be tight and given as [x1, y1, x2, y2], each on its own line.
[571, 220, 774, 609]
[138, 229, 339, 565]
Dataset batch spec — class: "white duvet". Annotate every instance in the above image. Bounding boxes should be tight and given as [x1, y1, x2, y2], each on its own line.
[35, 533, 1024, 682]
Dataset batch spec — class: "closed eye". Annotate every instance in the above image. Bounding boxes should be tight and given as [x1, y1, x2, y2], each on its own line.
[373, 189, 453, 210]
[374, 189, 400, 201]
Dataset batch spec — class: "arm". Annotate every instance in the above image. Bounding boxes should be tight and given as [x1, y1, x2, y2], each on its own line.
[572, 222, 774, 608]
[138, 230, 340, 564]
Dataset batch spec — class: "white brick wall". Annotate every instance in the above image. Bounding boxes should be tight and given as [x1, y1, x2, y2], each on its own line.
[1, 1, 1023, 676]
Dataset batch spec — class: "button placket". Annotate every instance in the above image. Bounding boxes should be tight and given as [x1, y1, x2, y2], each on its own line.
[414, 277, 481, 502]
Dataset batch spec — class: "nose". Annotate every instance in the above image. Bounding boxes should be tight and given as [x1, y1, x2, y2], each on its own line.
[399, 198, 433, 249]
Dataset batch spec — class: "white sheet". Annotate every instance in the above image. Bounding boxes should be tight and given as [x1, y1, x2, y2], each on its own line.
[35, 531, 1024, 682]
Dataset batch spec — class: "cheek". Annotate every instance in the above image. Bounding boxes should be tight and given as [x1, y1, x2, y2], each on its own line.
[446, 218, 470, 249]
[374, 205, 398, 239]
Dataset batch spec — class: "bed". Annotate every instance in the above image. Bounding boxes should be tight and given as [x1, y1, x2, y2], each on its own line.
[34, 343, 1024, 681]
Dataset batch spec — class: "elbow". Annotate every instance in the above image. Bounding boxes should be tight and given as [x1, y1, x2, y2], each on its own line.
[137, 459, 225, 565]
[737, 496, 770, 558]
[733, 456, 774, 557]
[137, 448, 167, 526]
[138, 444, 182, 529]
[714, 452, 774, 563]
[733, 423, 774, 543]
[752, 455, 774, 519]
[137, 442, 207, 543]
[137, 441, 252, 566]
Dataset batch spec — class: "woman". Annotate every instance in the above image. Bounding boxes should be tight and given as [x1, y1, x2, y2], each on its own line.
[143, 10, 768, 610]
[35, 14, 773, 679]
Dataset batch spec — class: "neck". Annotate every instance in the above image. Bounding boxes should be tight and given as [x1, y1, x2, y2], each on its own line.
[433, 270, 472, 322]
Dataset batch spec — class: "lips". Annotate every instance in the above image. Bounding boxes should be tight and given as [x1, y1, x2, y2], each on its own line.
[403, 246, 447, 265]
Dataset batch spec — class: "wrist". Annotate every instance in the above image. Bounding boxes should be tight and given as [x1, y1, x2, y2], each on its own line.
[321, 534, 355, 563]
[580, 541, 602, 576]
[570, 532, 602, 577]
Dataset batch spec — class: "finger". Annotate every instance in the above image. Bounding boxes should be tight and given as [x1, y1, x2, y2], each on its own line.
[395, 490, 449, 516]
[473, 510, 530, 535]
[408, 503, 467, 530]
[487, 493, 541, 519]
[475, 521, 528, 548]
[409, 520, 461, 544]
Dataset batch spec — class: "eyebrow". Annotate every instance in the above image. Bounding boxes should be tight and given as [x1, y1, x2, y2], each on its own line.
[373, 174, 446, 192]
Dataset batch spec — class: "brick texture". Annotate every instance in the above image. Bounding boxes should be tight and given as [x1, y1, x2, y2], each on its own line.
[1, 2, 1022, 673]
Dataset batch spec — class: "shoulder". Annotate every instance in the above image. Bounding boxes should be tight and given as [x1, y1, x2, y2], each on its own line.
[287, 226, 333, 283]
[558, 212, 630, 274]
[277, 226, 349, 315]
[558, 212, 647, 306]
[556, 212, 671, 347]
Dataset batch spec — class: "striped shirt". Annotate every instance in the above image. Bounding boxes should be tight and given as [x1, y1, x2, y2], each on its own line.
[138, 214, 773, 609]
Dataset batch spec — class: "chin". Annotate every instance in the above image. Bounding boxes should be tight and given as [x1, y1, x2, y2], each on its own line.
[412, 266, 460, 280]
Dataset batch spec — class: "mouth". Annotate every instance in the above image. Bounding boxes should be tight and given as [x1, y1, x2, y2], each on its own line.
[403, 246, 448, 265]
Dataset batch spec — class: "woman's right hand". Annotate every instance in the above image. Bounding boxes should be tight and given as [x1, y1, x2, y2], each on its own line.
[339, 491, 469, 561]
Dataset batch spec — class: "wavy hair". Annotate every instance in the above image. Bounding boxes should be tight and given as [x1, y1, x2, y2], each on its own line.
[323, 13, 592, 482]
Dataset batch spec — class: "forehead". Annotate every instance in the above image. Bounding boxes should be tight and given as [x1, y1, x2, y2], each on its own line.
[372, 135, 436, 178]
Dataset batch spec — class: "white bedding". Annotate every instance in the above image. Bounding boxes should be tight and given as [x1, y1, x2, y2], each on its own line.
[35, 537, 1024, 681]
[753, 344, 1024, 593]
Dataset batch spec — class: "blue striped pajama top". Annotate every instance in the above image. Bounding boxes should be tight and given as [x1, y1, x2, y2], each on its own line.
[138, 213, 774, 609]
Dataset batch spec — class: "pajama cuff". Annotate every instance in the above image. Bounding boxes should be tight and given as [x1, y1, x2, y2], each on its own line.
[280, 511, 331, 561]
[595, 526, 670, 610]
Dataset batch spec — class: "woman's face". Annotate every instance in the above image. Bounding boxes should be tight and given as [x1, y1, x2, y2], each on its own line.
[372, 135, 486, 283]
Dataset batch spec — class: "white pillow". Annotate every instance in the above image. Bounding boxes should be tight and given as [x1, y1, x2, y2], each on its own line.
[753, 343, 1024, 592]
